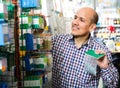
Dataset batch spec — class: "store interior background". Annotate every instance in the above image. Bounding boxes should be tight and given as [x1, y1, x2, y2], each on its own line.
[0, 0, 120, 88]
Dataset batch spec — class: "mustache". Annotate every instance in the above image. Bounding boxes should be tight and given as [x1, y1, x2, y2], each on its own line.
[72, 26, 80, 30]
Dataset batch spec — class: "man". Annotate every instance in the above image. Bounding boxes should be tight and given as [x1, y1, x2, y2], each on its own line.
[52, 7, 119, 88]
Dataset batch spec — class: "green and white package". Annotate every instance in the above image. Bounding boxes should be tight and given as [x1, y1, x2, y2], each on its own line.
[84, 50, 104, 76]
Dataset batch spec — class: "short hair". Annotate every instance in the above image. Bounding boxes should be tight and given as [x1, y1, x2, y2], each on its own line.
[92, 11, 99, 24]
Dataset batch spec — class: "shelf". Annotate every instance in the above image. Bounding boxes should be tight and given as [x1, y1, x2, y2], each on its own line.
[111, 51, 120, 53]
[25, 70, 51, 77]
[26, 49, 51, 54]
[28, 13, 44, 17]
[24, 50, 51, 58]
[97, 25, 120, 27]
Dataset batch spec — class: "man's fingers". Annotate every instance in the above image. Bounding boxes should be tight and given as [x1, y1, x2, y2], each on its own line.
[95, 50, 105, 54]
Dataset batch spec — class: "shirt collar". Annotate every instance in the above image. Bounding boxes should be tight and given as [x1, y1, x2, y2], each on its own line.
[68, 34, 93, 47]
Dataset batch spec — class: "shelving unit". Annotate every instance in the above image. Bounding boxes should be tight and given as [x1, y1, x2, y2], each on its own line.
[0, 0, 52, 88]
[93, 0, 120, 54]
[0, 0, 17, 87]
[95, 24, 120, 52]
[18, 0, 52, 88]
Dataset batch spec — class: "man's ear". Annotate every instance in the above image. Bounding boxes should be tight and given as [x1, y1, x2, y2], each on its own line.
[89, 24, 96, 36]
[89, 24, 96, 32]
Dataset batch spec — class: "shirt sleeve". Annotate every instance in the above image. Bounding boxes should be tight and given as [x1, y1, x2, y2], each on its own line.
[51, 35, 57, 59]
[51, 34, 61, 59]
[100, 52, 119, 88]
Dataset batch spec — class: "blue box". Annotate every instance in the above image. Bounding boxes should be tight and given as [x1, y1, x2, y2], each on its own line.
[20, 0, 37, 8]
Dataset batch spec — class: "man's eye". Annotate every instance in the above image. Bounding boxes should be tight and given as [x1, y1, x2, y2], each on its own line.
[79, 18, 84, 22]
[74, 16, 77, 19]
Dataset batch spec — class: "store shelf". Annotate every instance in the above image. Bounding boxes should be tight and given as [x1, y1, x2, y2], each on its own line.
[97, 25, 120, 27]
[111, 51, 120, 53]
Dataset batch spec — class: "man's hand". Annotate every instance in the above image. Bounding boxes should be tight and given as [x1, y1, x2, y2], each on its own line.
[95, 50, 109, 69]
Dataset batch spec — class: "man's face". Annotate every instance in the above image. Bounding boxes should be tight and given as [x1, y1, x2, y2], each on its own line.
[71, 8, 94, 37]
